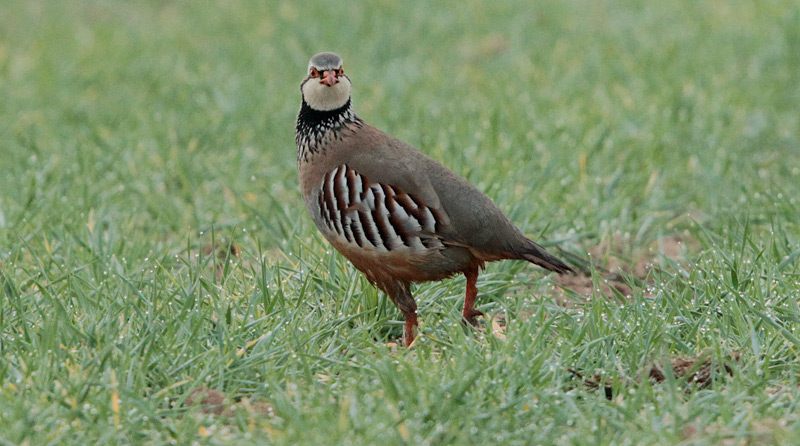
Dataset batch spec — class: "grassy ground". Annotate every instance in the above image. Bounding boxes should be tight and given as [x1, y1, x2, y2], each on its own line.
[1, 0, 799, 444]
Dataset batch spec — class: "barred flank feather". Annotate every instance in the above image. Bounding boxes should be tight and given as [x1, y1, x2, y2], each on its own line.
[318, 165, 443, 253]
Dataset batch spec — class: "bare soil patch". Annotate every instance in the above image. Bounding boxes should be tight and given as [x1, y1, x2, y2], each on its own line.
[185, 386, 274, 417]
[570, 350, 740, 399]
[553, 232, 695, 302]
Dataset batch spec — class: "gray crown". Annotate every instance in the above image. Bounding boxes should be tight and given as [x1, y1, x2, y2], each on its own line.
[308, 52, 343, 70]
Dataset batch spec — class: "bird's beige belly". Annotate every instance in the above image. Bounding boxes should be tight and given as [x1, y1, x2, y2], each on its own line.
[328, 238, 461, 284]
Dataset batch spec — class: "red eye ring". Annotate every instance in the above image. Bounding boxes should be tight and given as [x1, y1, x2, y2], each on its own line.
[309, 68, 320, 78]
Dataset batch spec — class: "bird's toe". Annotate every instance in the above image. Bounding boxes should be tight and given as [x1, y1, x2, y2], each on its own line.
[462, 309, 484, 327]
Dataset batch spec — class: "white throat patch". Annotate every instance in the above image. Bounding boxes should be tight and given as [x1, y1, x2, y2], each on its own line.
[302, 76, 352, 111]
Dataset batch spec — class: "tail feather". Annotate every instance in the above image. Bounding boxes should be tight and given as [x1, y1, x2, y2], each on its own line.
[520, 241, 574, 275]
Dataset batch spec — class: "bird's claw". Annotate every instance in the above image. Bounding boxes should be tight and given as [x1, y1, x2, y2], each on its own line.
[462, 309, 484, 327]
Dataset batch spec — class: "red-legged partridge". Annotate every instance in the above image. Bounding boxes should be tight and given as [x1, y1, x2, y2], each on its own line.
[296, 52, 573, 346]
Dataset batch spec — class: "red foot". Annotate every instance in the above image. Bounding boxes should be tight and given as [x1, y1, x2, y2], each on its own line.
[404, 312, 418, 347]
[462, 309, 484, 327]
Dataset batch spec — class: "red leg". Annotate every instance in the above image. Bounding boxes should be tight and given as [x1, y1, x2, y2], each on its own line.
[462, 266, 483, 326]
[381, 281, 419, 347]
[403, 311, 418, 347]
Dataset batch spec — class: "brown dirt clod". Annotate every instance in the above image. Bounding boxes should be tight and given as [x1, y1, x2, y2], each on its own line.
[186, 387, 229, 416]
[573, 351, 740, 399]
[201, 240, 241, 259]
[551, 232, 695, 303]
[185, 386, 275, 417]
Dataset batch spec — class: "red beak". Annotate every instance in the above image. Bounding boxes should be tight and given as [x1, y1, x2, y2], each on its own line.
[321, 70, 339, 86]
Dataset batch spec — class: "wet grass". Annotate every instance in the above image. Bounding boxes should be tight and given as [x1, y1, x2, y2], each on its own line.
[1, 0, 799, 444]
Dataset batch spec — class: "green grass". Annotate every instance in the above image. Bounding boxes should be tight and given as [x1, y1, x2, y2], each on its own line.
[1, 0, 799, 444]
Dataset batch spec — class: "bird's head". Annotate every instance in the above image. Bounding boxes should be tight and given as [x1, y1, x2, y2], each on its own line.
[301, 52, 351, 111]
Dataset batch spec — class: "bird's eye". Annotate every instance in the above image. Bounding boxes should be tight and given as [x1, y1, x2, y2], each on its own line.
[337, 67, 344, 76]
[309, 68, 320, 78]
